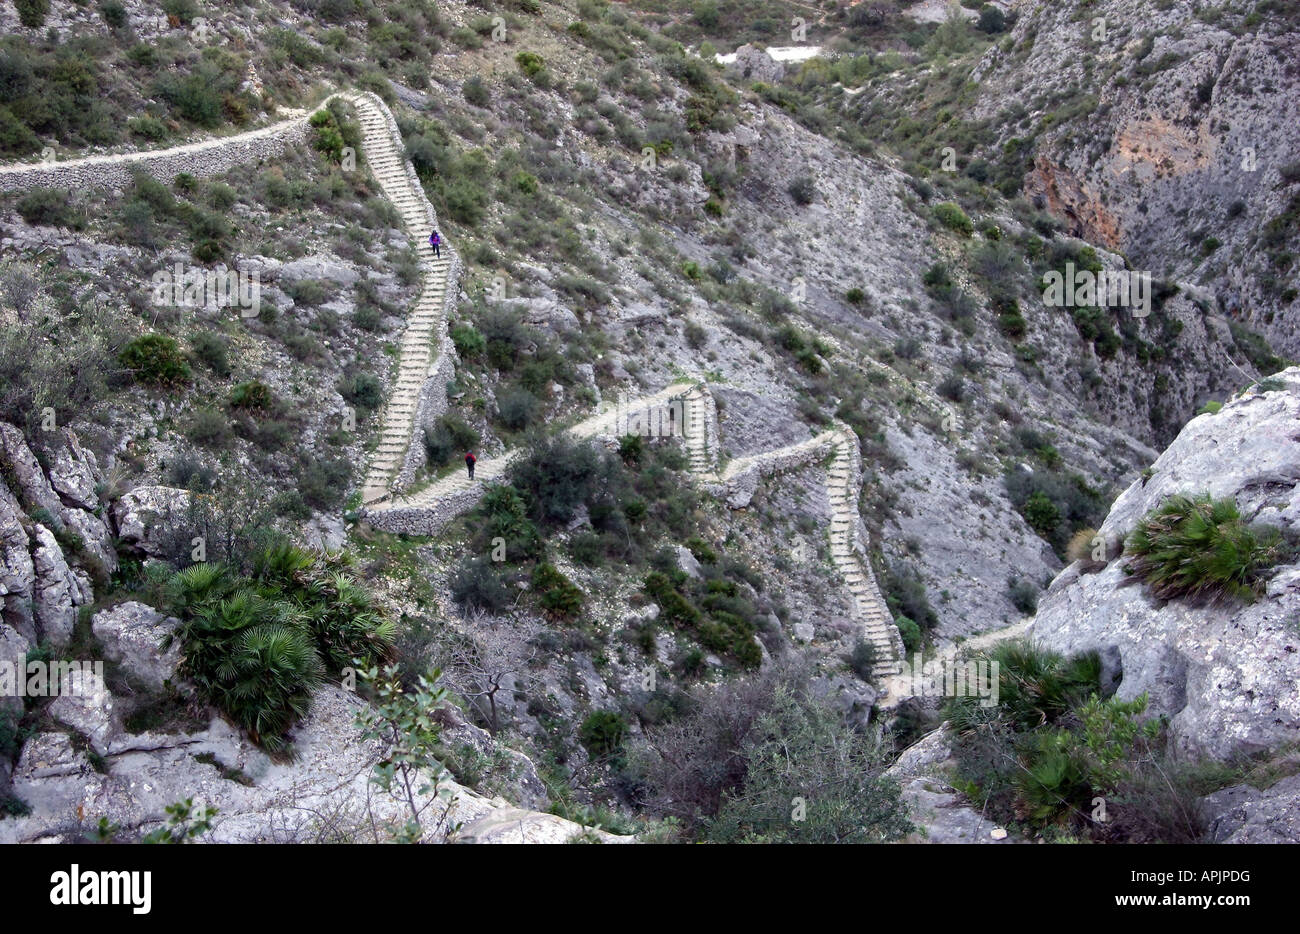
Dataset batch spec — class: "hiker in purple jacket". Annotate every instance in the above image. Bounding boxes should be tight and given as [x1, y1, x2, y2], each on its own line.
[429, 229, 441, 257]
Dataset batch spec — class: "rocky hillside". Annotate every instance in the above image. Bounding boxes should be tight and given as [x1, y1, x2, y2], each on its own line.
[1, 0, 1297, 845]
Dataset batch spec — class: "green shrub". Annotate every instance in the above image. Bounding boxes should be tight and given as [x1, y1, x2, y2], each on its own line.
[933, 201, 974, 236]
[1007, 578, 1039, 614]
[450, 322, 486, 358]
[120, 334, 191, 387]
[880, 562, 938, 633]
[287, 279, 330, 307]
[787, 174, 816, 205]
[423, 413, 479, 468]
[531, 562, 584, 620]
[339, 372, 383, 413]
[450, 558, 514, 614]
[479, 485, 544, 562]
[894, 615, 921, 653]
[578, 709, 628, 760]
[515, 51, 547, 80]
[702, 678, 911, 843]
[187, 408, 231, 447]
[14, 0, 49, 28]
[948, 640, 1101, 734]
[849, 639, 878, 679]
[309, 109, 347, 162]
[99, 1, 127, 28]
[496, 385, 541, 430]
[462, 75, 490, 106]
[16, 188, 83, 228]
[155, 69, 223, 128]
[1022, 490, 1061, 540]
[164, 548, 394, 751]
[228, 380, 273, 412]
[299, 456, 352, 511]
[1124, 494, 1282, 603]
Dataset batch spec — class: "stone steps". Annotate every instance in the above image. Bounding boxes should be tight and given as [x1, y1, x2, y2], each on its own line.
[340, 91, 910, 687]
[340, 91, 457, 506]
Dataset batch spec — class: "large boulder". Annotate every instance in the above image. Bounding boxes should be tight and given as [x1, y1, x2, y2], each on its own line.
[45, 428, 100, 511]
[29, 524, 83, 649]
[112, 486, 191, 558]
[0, 422, 61, 516]
[91, 602, 183, 692]
[432, 704, 550, 811]
[1030, 370, 1300, 762]
[0, 424, 116, 642]
[885, 727, 1011, 844]
[723, 45, 786, 84]
[1, 684, 624, 845]
[48, 667, 120, 756]
[1202, 773, 1300, 844]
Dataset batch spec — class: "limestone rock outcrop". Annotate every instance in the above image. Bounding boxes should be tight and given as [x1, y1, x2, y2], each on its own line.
[1030, 369, 1300, 762]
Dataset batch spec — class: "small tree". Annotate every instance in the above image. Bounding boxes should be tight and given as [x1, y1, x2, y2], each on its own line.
[355, 665, 459, 843]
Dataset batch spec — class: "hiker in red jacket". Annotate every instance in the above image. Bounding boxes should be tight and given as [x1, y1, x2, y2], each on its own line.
[429, 229, 441, 258]
[465, 451, 476, 479]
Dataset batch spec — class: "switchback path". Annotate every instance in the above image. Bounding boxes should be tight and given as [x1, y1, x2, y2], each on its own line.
[0, 91, 906, 687]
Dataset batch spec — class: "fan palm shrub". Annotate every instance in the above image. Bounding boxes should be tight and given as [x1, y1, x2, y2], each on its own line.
[1124, 493, 1282, 602]
[164, 545, 396, 750]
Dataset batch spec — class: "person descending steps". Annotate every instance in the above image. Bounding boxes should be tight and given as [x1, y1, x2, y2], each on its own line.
[465, 450, 476, 479]
[429, 229, 442, 257]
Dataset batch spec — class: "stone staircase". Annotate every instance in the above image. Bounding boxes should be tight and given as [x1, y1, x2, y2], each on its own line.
[824, 431, 905, 678]
[0, 86, 906, 691]
[339, 91, 459, 506]
[364, 376, 905, 687]
[680, 383, 719, 476]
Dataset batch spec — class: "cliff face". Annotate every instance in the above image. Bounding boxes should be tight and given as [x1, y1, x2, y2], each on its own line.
[1030, 367, 1300, 762]
[975, 0, 1300, 354]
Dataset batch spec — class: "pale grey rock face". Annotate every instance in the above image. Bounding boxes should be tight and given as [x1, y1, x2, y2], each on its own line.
[724, 45, 786, 85]
[0, 486, 37, 645]
[91, 602, 182, 693]
[0, 422, 60, 516]
[2, 681, 618, 845]
[111, 485, 191, 557]
[29, 524, 80, 649]
[0, 423, 117, 647]
[279, 255, 361, 287]
[1202, 774, 1300, 844]
[300, 515, 347, 553]
[1031, 369, 1300, 762]
[885, 727, 1010, 844]
[46, 429, 100, 510]
[432, 704, 550, 812]
[0, 623, 30, 719]
[48, 668, 119, 756]
[674, 544, 703, 579]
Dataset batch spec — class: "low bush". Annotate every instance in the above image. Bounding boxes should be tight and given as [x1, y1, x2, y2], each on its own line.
[933, 202, 974, 236]
[120, 334, 191, 387]
[1124, 494, 1282, 603]
[164, 545, 395, 750]
[579, 709, 628, 761]
[449, 558, 514, 615]
[531, 562, 584, 620]
[339, 372, 383, 414]
[787, 175, 817, 206]
[424, 413, 480, 469]
[17, 188, 84, 228]
[190, 332, 231, 376]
